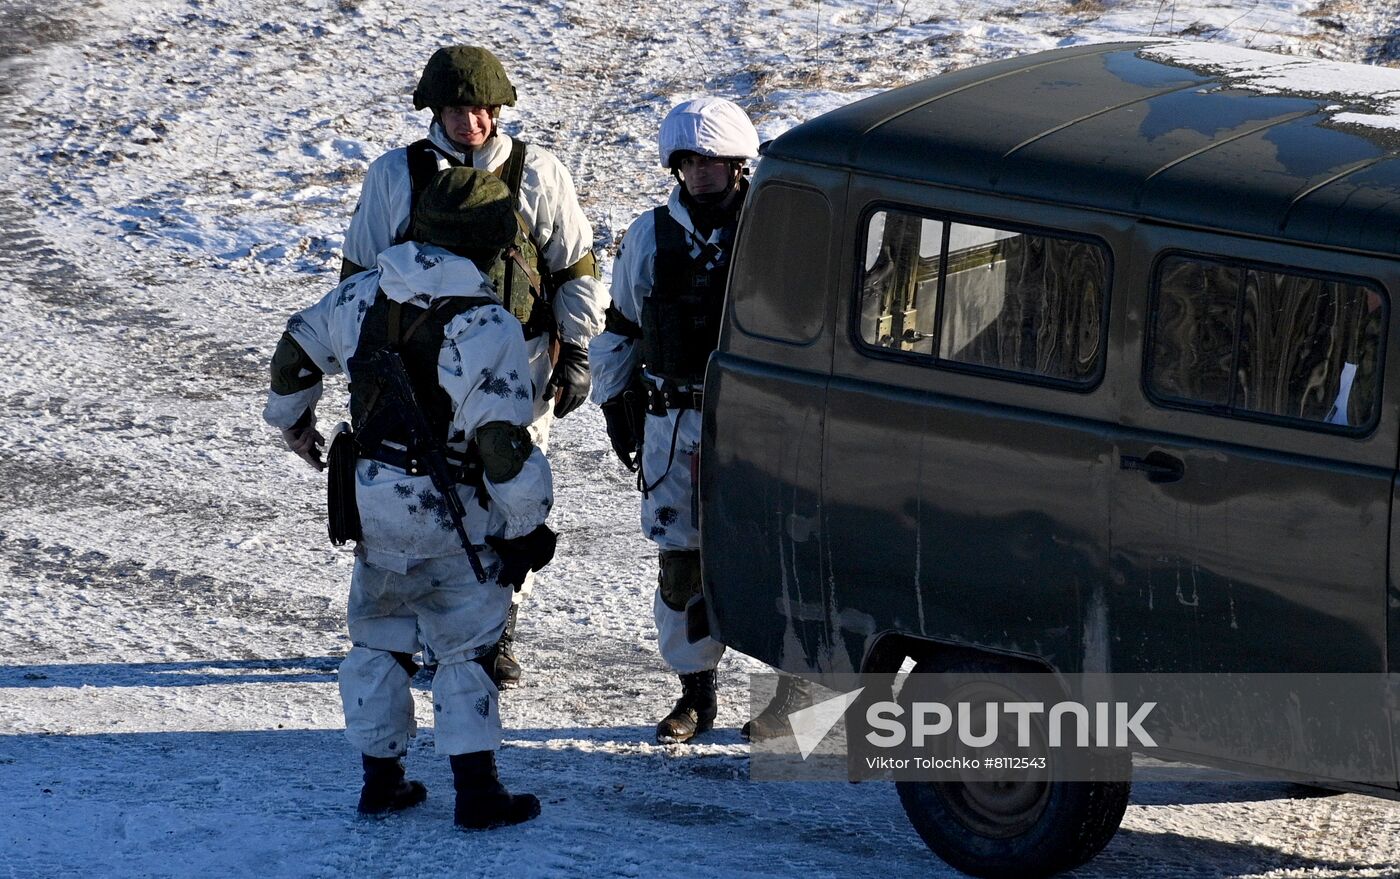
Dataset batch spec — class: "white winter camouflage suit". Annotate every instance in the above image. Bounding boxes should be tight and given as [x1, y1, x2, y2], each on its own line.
[264, 241, 552, 757]
[343, 122, 607, 446]
[589, 185, 727, 675]
[344, 123, 603, 605]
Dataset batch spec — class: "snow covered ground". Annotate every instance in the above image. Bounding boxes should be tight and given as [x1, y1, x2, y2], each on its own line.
[1, 0, 1399, 875]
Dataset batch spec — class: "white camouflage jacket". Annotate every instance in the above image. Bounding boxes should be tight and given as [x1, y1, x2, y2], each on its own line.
[590, 186, 726, 402]
[264, 242, 553, 570]
[342, 123, 606, 349]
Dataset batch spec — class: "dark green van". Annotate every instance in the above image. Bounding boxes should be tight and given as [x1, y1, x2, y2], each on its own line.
[700, 40, 1400, 876]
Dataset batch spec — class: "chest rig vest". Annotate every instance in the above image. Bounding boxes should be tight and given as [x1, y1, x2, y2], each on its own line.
[639, 206, 736, 389]
[398, 139, 551, 338]
[348, 291, 495, 452]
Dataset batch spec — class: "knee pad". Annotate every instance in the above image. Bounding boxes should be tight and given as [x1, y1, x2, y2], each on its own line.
[657, 550, 701, 612]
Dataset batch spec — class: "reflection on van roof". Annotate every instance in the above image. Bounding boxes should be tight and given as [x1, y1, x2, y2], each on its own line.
[767, 41, 1400, 255]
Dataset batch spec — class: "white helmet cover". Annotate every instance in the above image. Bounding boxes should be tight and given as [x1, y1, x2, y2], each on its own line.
[657, 97, 760, 168]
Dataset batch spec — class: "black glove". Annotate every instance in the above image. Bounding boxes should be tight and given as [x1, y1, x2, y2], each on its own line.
[546, 342, 590, 418]
[486, 523, 557, 592]
[600, 380, 647, 472]
[281, 408, 325, 471]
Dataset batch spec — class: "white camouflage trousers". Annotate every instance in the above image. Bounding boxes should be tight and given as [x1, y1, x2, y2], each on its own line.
[414, 338, 554, 664]
[340, 551, 513, 758]
[640, 405, 724, 674]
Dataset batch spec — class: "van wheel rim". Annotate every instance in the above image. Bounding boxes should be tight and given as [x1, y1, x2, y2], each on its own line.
[934, 778, 1050, 839]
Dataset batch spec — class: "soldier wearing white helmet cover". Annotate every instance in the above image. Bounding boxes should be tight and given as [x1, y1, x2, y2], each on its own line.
[341, 46, 609, 686]
[589, 97, 759, 744]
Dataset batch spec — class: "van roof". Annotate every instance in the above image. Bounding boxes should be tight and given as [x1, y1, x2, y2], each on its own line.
[767, 41, 1400, 255]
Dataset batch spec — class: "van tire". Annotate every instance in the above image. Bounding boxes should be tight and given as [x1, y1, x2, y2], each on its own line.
[893, 657, 1130, 878]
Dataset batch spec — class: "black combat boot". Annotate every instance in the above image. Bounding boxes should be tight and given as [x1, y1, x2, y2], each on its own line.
[493, 605, 521, 688]
[655, 670, 718, 744]
[741, 674, 815, 741]
[357, 754, 427, 815]
[450, 751, 541, 830]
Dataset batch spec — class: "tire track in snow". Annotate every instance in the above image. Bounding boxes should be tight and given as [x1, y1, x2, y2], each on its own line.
[0, 9, 342, 669]
[0, 529, 344, 668]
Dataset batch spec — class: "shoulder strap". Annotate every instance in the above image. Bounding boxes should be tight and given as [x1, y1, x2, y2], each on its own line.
[500, 138, 528, 197]
[379, 292, 500, 351]
[652, 206, 692, 301]
[654, 205, 721, 266]
[427, 295, 500, 329]
[406, 295, 500, 344]
[494, 139, 537, 254]
[653, 205, 685, 256]
[407, 139, 460, 192]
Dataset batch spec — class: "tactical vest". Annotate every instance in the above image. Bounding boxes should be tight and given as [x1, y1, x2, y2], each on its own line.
[349, 291, 495, 448]
[639, 206, 734, 387]
[400, 138, 549, 337]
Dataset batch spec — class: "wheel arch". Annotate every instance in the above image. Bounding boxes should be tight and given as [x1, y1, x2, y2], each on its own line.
[861, 632, 1061, 677]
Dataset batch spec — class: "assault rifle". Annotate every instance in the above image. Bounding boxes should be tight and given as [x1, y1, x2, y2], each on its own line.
[353, 348, 489, 583]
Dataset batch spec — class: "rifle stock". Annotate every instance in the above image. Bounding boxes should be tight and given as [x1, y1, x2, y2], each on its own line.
[358, 349, 489, 583]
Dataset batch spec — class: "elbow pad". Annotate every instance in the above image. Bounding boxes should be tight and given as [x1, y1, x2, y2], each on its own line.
[476, 421, 534, 483]
[270, 331, 323, 395]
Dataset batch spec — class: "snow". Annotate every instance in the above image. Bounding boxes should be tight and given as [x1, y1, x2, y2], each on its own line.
[1143, 40, 1400, 129]
[2, 0, 1399, 876]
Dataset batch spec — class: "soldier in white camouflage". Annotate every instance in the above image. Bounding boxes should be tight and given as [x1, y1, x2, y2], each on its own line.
[588, 98, 759, 744]
[267, 168, 551, 829]
[341, 46, 608, 685]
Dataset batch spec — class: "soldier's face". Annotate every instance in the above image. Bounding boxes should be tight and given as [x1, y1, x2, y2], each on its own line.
[442, 105, 495, 149]
[678, 155, 734, 199]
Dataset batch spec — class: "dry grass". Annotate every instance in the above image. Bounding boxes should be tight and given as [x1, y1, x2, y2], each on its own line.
[1302, 0, 1368, 20]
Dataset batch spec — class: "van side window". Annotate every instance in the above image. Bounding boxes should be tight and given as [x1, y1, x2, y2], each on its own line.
[731, 183, 832, 344]
[859, 209, 1108, 384]
[1148, 254, 1385, 430]
[860, 211, 943, 355]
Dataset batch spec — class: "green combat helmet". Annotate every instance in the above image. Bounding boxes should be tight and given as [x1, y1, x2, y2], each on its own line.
[410, 167, 516, 257]
[412, 46, 517, 111]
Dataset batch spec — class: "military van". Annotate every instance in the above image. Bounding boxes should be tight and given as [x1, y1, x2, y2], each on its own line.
[699, 40, 1400, 877]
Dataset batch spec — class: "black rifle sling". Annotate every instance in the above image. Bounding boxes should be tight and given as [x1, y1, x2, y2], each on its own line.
[387, 299, 404, 345]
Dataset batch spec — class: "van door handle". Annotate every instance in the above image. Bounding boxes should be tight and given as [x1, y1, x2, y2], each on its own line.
[1120, 451, 1184, 484]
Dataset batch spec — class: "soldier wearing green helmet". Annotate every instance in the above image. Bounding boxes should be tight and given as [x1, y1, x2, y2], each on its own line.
[342, 46, 608, 687]
[266, 166, 555, 829]
[411, 45, 518, 110]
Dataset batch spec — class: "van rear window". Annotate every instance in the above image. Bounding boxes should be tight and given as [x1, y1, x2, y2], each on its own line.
[858, 208, 1107, 385]
[1147, 254, 1385, 431]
